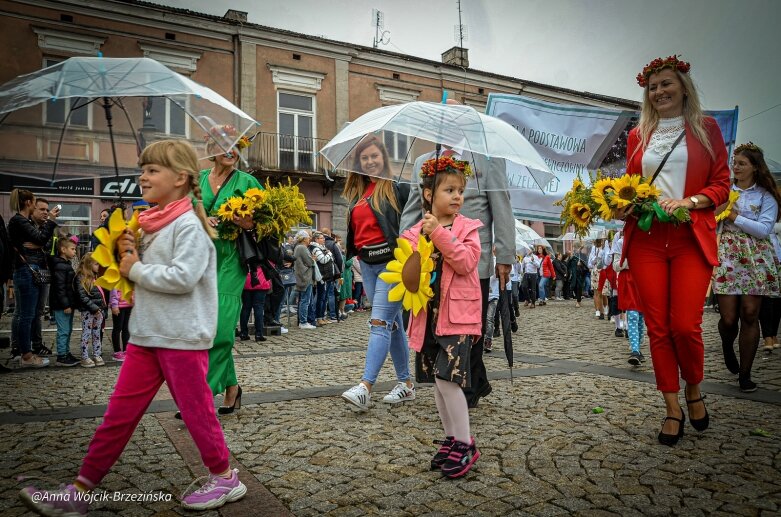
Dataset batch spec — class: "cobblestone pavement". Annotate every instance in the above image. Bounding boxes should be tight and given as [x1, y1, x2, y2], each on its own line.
[1, 300, 780, 516]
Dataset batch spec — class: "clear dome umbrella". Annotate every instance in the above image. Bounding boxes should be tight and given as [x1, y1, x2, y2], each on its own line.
[319, 101, 556, 192]
[0, 56, 259, 183]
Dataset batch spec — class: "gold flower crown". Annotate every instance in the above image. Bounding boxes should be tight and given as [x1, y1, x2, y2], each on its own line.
[419, 155, 473, 179]
[735, 141, 762, 155]
[636, 55, 691, 87]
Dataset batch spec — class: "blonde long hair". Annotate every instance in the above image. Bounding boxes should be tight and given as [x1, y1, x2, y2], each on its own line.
[342, 136, 400, 213]
[635, 70, 714, 161]
[10, 189, 34, 213]
[138, 140, 216, 238]
[77, 252, 97, 292]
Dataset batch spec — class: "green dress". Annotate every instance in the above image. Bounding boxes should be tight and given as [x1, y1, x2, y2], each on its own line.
[200, 168, 262, 395]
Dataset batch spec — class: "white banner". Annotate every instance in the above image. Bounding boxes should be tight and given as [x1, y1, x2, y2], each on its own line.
[486, 94, 633, 222]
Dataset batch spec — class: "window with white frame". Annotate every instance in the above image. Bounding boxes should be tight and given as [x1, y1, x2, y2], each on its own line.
[278, 92, 315, 171]
[145, 96, 187, 137]
[383, 131, 411, 162]
[43, 58, 90, 128]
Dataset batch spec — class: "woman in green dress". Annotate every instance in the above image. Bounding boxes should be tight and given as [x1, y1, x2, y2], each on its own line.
[200, 130, 261, 414]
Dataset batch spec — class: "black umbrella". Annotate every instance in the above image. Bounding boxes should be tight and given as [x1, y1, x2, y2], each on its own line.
[497, 286, 514, 383]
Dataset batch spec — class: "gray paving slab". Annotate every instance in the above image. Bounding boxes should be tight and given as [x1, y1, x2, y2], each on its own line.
[1, 301, 779, 516]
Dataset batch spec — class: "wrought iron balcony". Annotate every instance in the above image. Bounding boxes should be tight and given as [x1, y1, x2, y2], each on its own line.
[245, 132, 344, 178]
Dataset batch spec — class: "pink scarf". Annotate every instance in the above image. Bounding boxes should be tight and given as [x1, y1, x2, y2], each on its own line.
[137, 197, 193, 233]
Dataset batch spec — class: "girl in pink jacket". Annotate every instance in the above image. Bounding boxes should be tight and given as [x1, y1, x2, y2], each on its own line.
[402, 154, 482, 479]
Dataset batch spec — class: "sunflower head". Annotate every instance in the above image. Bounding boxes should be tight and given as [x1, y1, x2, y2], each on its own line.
[595, 196, 614, 220]
[244, 187, 266, 205]
[610, 174, 641, 208]
[592, 177, 615, 199]
[570, 203, 592, 227]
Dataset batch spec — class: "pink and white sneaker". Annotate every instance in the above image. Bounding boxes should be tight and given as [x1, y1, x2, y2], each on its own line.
[19, 484, 88, 516]
[181, 468, 246, 510]
[112, 351, 126, 362]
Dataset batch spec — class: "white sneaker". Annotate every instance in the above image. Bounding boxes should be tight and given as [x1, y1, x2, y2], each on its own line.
[299, 323, 316, 329]
[342, 383, 371, 411]
[595, 310, 601, 318]
[280, 326, 289, 334]
[382, 382, 416, 404]
[93, 356, 105, 366]
[80, 357, 95, 368]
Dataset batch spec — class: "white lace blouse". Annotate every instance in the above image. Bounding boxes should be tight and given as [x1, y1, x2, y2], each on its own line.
[641, 116, 688, 200]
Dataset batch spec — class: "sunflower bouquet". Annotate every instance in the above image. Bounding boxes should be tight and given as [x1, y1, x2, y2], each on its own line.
[598, 173, 690, 231]
[215, 178, 312, 242]
[557, 170, 691, 235]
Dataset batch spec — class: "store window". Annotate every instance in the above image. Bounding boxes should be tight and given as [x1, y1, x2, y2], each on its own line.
[146, 96, 187, 136]
[383, 131, 411, 162]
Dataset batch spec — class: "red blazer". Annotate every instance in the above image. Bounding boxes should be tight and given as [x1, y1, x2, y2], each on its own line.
[622, 117, 731, 266]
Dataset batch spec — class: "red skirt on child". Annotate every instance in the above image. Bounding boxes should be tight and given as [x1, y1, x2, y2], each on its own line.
[618, 269, 641, 312]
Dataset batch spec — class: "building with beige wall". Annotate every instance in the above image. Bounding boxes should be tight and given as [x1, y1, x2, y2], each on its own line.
[0, 0, 638, 243]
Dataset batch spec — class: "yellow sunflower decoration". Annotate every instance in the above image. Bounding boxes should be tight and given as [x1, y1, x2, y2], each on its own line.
[92, 208, 140, 303]
[715, 190, 741, 222]
[378, 235, 435, 316]
[592, 177, 614, 199]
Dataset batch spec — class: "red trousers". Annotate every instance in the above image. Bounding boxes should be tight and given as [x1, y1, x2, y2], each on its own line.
[627, 223, 713, 392]
[77, 344, 230, 487]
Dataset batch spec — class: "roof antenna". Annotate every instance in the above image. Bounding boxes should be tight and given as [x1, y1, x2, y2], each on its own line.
[371, 9, 391, 48]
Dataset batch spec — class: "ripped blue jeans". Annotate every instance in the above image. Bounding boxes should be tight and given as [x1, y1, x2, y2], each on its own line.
[360, 261, 410, 385]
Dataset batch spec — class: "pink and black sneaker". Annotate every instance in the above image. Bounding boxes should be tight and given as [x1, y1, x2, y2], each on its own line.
[19, 484, 89, 516]
[430, 436, 454, 470]
[441, 437, 480, 479]
[181, 468, 247, 510]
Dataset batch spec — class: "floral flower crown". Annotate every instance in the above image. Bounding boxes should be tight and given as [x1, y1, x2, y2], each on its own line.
[735, 141, 762, 155]
[203, 125, 253, 150]
[636, 55, 691, 87]
[419, 155, 473, 179]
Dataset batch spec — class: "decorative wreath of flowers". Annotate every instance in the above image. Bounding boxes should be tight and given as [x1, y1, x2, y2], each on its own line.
[636, 55, 691, 87]
[379, 235, 435, 316]
[92, 208, 140, 303]
[419, 155, 474, 179]
[735, 141, 762, 154]
[203, 124, 252, 150]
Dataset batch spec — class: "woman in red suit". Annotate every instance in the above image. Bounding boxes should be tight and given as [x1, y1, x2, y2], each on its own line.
[620, 56, 730, 446]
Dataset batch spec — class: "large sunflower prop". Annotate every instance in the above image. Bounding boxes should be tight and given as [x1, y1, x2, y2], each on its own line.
[92, 208, 140, 303]
[379, 235, 435, 316]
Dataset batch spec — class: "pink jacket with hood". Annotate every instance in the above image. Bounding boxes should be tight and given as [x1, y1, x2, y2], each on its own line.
[402, 213, 483, 352]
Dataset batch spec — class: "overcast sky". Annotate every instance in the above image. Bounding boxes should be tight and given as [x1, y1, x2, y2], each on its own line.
[160, 0, 780, 160]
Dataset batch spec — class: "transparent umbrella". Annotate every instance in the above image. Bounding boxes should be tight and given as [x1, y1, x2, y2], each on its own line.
[0, 56, 258, 182]
[319, 101, 555, 192]
[516, 220, 552, 249]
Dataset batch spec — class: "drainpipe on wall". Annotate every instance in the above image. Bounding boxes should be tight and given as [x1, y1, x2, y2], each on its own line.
[233, 32, 240, 106]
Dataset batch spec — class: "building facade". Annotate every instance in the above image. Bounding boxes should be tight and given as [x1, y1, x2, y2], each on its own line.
[0, 0, 638, 241]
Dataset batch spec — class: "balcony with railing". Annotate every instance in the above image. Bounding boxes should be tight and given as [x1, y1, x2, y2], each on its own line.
[245, 132, 343, 179]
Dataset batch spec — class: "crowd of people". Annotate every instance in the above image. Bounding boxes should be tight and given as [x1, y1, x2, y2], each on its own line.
[3, 55, 779, 516]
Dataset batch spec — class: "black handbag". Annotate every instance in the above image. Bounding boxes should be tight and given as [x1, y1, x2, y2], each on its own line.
[279, 268, 296, 287]
[359, 241, 394, 265]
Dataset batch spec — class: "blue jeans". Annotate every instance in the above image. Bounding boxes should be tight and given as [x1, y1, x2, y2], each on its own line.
[538, 276, 550, 301]
[53, 309, 74, 356]
[12, 268, 40, 355]
[315, 282, 328, 320]
[360, 261, 410, 385]
[297, 285, 313, 325]
[326, 280, 337, 319]
[240, 290, 267, 338]
[353, 281, 364, 306]
[275, 286, 293, 322]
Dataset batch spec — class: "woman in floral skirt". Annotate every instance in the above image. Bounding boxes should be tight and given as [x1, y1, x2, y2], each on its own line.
[713, 142, 781, 392]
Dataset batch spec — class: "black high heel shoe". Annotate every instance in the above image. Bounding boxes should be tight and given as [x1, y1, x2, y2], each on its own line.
[686, 394, 709, 431]
[218, 385, 242, 415]
[658, 412, 685, 446]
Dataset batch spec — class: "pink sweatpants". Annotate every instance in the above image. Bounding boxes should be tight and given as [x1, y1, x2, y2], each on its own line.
[78, 344, 230, 487]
